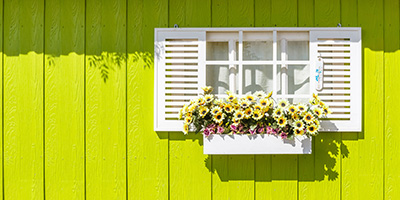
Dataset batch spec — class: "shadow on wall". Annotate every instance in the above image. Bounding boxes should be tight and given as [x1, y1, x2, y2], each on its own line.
[46, 51, 153, 82]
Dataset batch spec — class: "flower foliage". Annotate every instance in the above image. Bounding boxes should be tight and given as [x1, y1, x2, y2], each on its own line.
[179, 86, 331, 139]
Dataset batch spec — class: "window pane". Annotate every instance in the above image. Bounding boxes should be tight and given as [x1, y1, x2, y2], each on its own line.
[242, 41, 273, 60]
[206, 42, 229, 60]
[242, 65, 273, 94]
[277, 41, 309, 60]
[206, 65, 230, 94]
[277, 65, 310, 95]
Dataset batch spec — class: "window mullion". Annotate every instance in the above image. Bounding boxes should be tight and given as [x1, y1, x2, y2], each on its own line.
[228, 39, 237, 93]
[281, 38, 288, 97]
[273, 31, 277, 98]
[238, 31, 243, 95]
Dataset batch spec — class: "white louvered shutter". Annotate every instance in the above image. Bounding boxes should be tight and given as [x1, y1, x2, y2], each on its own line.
[310, 29, 362, 132]
[154, 31, 206, 131]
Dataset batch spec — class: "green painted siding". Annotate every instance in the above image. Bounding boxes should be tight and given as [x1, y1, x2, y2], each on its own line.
[0, 0, 398, 199]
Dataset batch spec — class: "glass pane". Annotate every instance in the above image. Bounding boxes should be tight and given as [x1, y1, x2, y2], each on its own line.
[243, 41, 273, 60]
[206, 42, 229, 60]
[242, 65, 273, 94]
[277, 41, 309, 60]
[206, 65, 230, 94]
[277, 65, 310, 95]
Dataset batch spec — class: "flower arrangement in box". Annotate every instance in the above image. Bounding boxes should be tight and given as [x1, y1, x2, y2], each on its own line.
[179, 86, 331, 139]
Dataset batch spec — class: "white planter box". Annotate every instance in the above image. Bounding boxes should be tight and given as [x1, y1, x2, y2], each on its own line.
[203, 134, 312, 154]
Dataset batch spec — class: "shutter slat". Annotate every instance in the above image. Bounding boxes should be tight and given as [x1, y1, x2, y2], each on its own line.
[165, 59, 198, 63]
[319, 95, 351, 100]
[165, 83, 198, 87]
[317, 46, 351, 51]
[164, 41, 199, 45]
[323, 102, 351, 106]
[325, 114, 351, 119]
[322, 59, 351, 64]
[165, 90, 199, 94]
[165, 47, 198, 51]
[318, 89, 350, 94]
[320, 52, 350, 57]
[165, 96, 198, 100]
[165, 65, 199, 69]
[165, 53, 199, 57]
[323, 77, 351, 82]
[324, 65, 351, 70]
[323, 83, 350, 88]
[165, 77, 198, 82]
[323, 71, 350, 76]
[165, 71, 199, 76]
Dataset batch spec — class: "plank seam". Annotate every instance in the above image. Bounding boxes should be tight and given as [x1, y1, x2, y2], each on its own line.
[125, 0, 129, 199]
[84, 0, 87, 198]
[382, 0, 386, 199]
[1, 0, 4, 198]
[43, 0, 46, 199]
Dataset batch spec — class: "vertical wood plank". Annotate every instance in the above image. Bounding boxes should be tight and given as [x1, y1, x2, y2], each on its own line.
[299, 1, 342, 199]
[168, 0, 212, 199]
[0, 0, 3, 198]
[127, 0, 169, 199]
[298, 0, 314, 27]
[351, 0, 384, 199]
[44, 0, 85, 199]
[211, 0, 228, 27]
[339, 1, 359, 200]
[254, 0, 271, 27]
[271, 0, 297, 27]
[85, 0, 127, 198]
[384, 0, 400, 199]
[3, 0, 44, 199]
[211, 1, 255, 199]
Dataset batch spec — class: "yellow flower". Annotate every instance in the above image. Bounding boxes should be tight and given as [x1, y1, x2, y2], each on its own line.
[222, 104, 232, 113]
[240, 100, 251, 108]
[196, 97, 204, 105]
[183, 123, 189, 135]
[292, 113, 300, 121]
[294, 129, 304, 135]
[204, 94, 214, 103]
[188, 104, 197, 112]
[178, 109, 183, 119]
[232, 117, 240, 124]
[260, 98, 269, 108]
[313, 107, 323, 118]
[319, 100, 326, 107]
[211, 106, 222, 115]
[313, 93, 321, 101]
[201, 86, 213, 94]
[234, 110, 244, 120]
[278, 99, 289, 108]
[266, 91, 273, 98]
[313, 120, 321, 130]
[303, 112, 314, 124]
[252, 110, 263, 120]
[254, 104, 262, 111]
[277, 116, 287, 128]
[184, 116, 192, 124]
[244, 108, 253, 119]
[246, 94, 255, 102]
[307, 124, 318, 135]
[323, 105, 332, 115]
[213, 112, 225, 123]
[199, 106, 209, 118]
[273, 108, 283, 118]
[297, 104, 306, 113]
[287, 105, 298, 115]
[254, 91, 266, 98]
[226, 93, 236, 102]
[293, 120, 304, 130]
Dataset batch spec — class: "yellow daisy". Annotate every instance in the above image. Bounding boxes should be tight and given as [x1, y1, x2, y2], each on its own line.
[184, 116, 192, 124]
[319, 100, 326, 107]
[313, 107, 323, 118]
[293, 120, 304, 130]
[213, 112, 225, 123]
[307, 124, 318, 135]
[254, 104, 262, 111]
[188, 104, 197, 112]
[313, 120, 321, 130]
[199, 106, 209, 118]
[240, 100, 251, 108]
[294, 129, 304, 135]
[224, 104, 233, 113]
[297, 104, 306, 113]
[287, 105, 298, 115]
[204, 95, 214, 103]
[197, 97, 205, 105]
[234, 110, 244, 120]
[273, 108, 283, 118]
[323, 105, 332, 115]
[226, 93, 236, 102]
[252, 110, 263, 120]
[277, 116, 287, 128]
[178, 109, 183, 119]
[254, 91, 266, 98]
[313, 93, 321, 101]
[260, 98, 269, 108]
[201, 86, 213, 94]
[278, 99, 289, 108]
[244, 108, 253, 119]
[246, 94, 255, 102]
[292, 113, 300, 121]
[211, 106, 222, 115]
[183, 123, 189, 135]
[303, 112, 314, 124]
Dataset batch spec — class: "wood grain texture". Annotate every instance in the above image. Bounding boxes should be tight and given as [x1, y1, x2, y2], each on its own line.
[228, 0, 254, 27]
[384, 0, 400, 199]
[85, 0, 127, 199]
[271, 0, 297, 27]
[299, 1, 341, 199]
[44, 0, 85, 199]
[211, 0, 228, 27]
[353, 0, 384, 199]
[168, 0, 212, 199]
[0, 0, 3, 198]
[254, 0, 271, 27]
[298, 0, 314, 27]
[3, 0, 44, 199]
[127, 0, 169, 199]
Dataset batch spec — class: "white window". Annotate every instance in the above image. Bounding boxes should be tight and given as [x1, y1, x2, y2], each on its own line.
[154, 28, 362, 132]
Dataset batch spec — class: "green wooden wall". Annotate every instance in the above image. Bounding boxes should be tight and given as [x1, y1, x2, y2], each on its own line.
[0, 0, 398, 199]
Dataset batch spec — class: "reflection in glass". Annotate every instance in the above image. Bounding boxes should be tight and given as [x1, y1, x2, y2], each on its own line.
[206, 42, 229, 60]
[242, 65, 273, 94]
[242, 41, 273, 60]
[206, 65, 230, 94]
[278, 65, 310, 95]
[278, 41, 309, 60]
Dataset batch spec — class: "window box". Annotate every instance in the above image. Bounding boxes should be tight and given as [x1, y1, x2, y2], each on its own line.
[203, 134, 311, 154]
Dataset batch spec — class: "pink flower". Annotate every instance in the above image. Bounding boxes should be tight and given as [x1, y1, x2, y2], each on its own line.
[217, 126, 225, 134]
[281, 132, 288, 139]
[257, 126, 265, 134]
[249, 129, 257, 135]
[203, 129, 210, 136]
